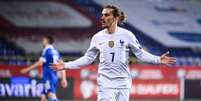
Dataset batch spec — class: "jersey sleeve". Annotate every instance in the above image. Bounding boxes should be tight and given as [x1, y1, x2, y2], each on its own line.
[39, 49, 47, 63]
[64, 35, 99, 69]
[52, 50, 61, 64]
[128, 32, 160, 64]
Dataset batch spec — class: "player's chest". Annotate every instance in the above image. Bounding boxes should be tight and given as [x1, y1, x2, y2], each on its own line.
[96, 36, 128, 51]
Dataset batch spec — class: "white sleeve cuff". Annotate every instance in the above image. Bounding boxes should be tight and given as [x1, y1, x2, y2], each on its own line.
[39, 57, 46, 63]
[156, 56, 161, 64]
[64, 62, 71, 69]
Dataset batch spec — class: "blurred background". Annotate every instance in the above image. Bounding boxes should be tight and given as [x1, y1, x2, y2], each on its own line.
[0, 0, 201, 101]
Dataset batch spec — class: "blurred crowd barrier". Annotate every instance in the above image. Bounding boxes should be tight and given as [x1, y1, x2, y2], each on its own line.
[0, 64, 201, 100]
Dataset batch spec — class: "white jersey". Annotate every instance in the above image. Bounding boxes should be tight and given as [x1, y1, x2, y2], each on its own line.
[65, 27, 160, 88]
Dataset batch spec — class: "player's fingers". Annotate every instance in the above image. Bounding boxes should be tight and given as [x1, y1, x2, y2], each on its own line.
[51, 67, 60, 71]
[50, 63, 65, 71]
[50, 64, 59, 71]
[161, 51, 170, 57]
[163, 62, 173, 66]
[162, 58, 176, 65]
[51, 66, 64, 71]
[50, 65, 56, 70]
[171, 57, 176, 60]
[169, 60, 176, 63]
[50, 63, 59, 68]
[168, 60, 176, 64]
[164, 56, 176, 60]
[168, 57, 177, 62]
[58, 59, 64, 63]
[167, 60, 176, 65]
[171, 58, 176, 62]
[166, 57, 176, 62]
[166, 57, 176, 61]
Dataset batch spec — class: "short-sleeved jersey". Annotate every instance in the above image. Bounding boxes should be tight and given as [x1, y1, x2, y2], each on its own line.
[40, 45, 60, 81]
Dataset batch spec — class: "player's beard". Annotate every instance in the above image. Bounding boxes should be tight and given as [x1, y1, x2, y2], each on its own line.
[103, 20, 117, 30]
[101, 22, 110, 29]
[102, 25, 109, 29]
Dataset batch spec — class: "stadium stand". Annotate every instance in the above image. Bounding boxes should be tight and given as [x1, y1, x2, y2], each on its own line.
[0, 36, 26, 65]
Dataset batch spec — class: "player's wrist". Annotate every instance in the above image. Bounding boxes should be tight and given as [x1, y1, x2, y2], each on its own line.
[158, 56, 161, 64]
[155, 56, 161, 64]
[64, 62, 71, 69]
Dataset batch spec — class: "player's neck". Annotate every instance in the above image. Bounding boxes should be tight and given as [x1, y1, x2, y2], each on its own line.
[44, 44, 52, 48]
[107, 24, 117, 34]
[44, 44, 48, 48]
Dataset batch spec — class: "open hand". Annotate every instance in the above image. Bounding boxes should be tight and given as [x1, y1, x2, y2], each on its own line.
[160, 51, 176, 65]
[51, 60, 65, 71]
[20, 68, 29, 74]
[61, 79, 68, 88]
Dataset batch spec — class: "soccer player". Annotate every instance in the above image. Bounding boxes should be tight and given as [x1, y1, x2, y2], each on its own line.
[21, 35, 67, 101]
[52, 5, 176, 101]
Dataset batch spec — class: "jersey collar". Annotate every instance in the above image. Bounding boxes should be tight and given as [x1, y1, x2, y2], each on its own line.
[43, 45, 54, 52]
[104, 26, 119, 35]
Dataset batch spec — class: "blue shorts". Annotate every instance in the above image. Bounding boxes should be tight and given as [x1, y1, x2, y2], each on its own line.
[42, 79, 57, 95]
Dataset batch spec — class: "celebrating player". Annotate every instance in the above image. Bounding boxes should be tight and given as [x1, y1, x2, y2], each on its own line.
[51, 5, 176, 101]
[21, 35, 67, 101]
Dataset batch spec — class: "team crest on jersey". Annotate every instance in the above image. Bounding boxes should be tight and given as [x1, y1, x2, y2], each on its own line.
[108, 41, 114, 48]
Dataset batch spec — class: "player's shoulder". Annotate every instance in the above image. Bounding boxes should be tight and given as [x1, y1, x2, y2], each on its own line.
[45, 48, 52, 54]
[91, 29, 106, 40]
[118, 27, 131, 33]
[94, 29, 106, 36]
[118, 27, 135, 37]
[46, 46, 59, 54]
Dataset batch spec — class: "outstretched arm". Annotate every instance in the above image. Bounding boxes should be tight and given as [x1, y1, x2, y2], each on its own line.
[52, 46, 99, 71]
[134, 48, 161, 64]
[64, 46, 99, 68]
[20, 59, 43, 74]
[134, 49, 176, 65]
[128, 32, 176, 65]
[52, 36, 99, 71]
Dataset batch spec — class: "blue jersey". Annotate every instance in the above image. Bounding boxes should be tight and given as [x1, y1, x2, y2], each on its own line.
[39, 45, 60, 94]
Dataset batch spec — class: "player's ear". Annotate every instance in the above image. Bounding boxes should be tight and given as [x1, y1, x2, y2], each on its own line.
[116, 16, 120, 21]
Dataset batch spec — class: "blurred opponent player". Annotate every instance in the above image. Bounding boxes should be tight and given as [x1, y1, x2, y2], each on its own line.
[21, 35, 67, 101]
[52, 5, 176, 101]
